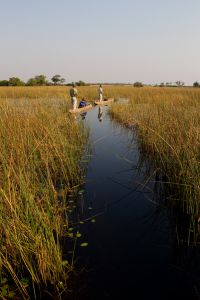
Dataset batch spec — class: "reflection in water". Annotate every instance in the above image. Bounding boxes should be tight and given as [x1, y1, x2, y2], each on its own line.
[80, 112, 87, 120]
[98, 106, 103, 122]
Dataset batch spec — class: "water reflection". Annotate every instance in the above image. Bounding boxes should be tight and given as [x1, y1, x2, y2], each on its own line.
[80, 112, 87, 120]
[98, 106, 103, 122]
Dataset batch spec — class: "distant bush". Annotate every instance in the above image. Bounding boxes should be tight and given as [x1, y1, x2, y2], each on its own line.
[8, 77, 25, 86]
[0, 80, 9, 86]
[76, 80, 86, 86]
[133, 82, 143, 87]
[193, 81, 200, 87]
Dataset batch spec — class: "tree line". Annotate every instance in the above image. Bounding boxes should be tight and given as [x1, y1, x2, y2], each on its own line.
[134, 81, 200, 87]
[1, 76, 200, 87]
[0, 75, 87, 87]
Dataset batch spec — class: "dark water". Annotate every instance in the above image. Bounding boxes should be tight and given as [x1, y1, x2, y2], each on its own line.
[68, 105, 200, 300]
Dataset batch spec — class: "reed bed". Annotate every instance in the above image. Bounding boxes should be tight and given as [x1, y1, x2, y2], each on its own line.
[1, 85, 200, 296]
[0, 96, 88, 298]
[0, 85, 137, 102]
[109, 87, 200, 231]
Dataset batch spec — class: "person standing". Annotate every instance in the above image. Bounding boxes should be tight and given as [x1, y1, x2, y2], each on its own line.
[70, 83, 78, 110]
[98, 84, 103, 102]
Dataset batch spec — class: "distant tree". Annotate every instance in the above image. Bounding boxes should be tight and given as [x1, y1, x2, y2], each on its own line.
[51, 74, 62, 85]
[26, 78, 37, 86]
[34, 75, 47, 86]
[8, 77, 25, 86]
[133, 82, 143, 87]
[76, 80, 86, 86]
[175, 81, 185, 87]
[0, 80, 9, 86]
[193, 81, 200, 87]
[159, 82, 165, 87]
[60, 78, 66, 85]
[165, 82, 173, 87]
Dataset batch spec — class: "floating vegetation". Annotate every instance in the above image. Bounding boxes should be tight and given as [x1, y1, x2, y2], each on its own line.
[80, 242, 89, 247]
[76, 232, 82, 238]
[78, 189, 85, 195]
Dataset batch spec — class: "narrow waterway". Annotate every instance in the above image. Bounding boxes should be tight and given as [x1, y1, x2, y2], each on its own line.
[69, 105, 200, 300]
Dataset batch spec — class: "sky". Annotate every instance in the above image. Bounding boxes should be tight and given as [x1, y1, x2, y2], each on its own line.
[1, 0, 200, 85]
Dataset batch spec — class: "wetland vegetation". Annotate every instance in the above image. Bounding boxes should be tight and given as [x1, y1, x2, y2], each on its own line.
[109, 87, 200, 244]
[0, 85, 200, 298]
[0, 91, 89, 298]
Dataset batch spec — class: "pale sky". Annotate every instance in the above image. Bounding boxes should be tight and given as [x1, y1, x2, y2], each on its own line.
[1, 0, 200, 85]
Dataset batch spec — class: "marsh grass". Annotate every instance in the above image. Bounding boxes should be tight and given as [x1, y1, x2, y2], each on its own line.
[0, 85, 136, 102]
[109, 87, 200, 241]
[0, 96, 89, 298]
[1, 85, 200, 296]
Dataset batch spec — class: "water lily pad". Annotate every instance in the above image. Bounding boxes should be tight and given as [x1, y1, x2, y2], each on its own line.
[91, 219, 96, 223]
[62, 260, 69, 266]
[80, 242, 88, 247]
[68, 227, 73, 231]
[88, 206, 93, 210]
[78, 189, 84, 195]
[80, 221, 84, 224]
[76, 232, 82, 238]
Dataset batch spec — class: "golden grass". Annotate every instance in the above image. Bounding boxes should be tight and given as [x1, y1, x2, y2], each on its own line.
[109, 87, 200, 220]
[0, 96, 88, 298]
[1, 85, 200, 296]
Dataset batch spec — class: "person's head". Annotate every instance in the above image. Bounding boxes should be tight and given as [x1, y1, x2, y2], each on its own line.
[100, 84, 102, 87]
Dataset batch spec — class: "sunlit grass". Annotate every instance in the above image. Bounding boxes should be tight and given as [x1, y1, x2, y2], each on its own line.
[109, 87, 200, 225]
[0, 97, 88, 298]
[1, 85, 200, 297]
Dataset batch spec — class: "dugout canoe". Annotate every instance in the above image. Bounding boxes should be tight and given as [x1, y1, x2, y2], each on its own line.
[69, 104, 93, 113]
[94, 98, 114, 105]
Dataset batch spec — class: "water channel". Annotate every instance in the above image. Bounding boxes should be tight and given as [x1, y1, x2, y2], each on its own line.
[67, 105, 200, 300]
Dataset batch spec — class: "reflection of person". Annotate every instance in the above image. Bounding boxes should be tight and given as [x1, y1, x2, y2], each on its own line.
[98, 106, 103, 122]
[78, 98, 87, 108]
[80, 112, 87, 120]
[70, 83, 78, 110]
[98, 84, 103, 102]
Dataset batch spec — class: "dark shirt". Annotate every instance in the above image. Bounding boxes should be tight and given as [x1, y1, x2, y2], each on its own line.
[78, 101, 87, 108]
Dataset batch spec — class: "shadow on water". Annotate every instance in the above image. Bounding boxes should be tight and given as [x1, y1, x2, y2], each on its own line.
[64, 105, 200, 300]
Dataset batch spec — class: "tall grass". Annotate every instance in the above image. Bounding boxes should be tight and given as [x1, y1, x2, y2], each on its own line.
[109, 87, 200, 233]
[0, 97, 88, 298]
[0, 85, 137, 101]
[1, 85, 200, 296]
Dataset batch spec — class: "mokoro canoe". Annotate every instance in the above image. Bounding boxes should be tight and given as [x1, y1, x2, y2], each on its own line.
[94, 98, 114, 105]
[69, 104, 93, 113]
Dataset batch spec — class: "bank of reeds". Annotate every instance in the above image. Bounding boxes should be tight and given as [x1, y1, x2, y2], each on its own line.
[109, 87, 200, 238]
[0, 85, 136, 101]
[0, 97, 88, 298]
